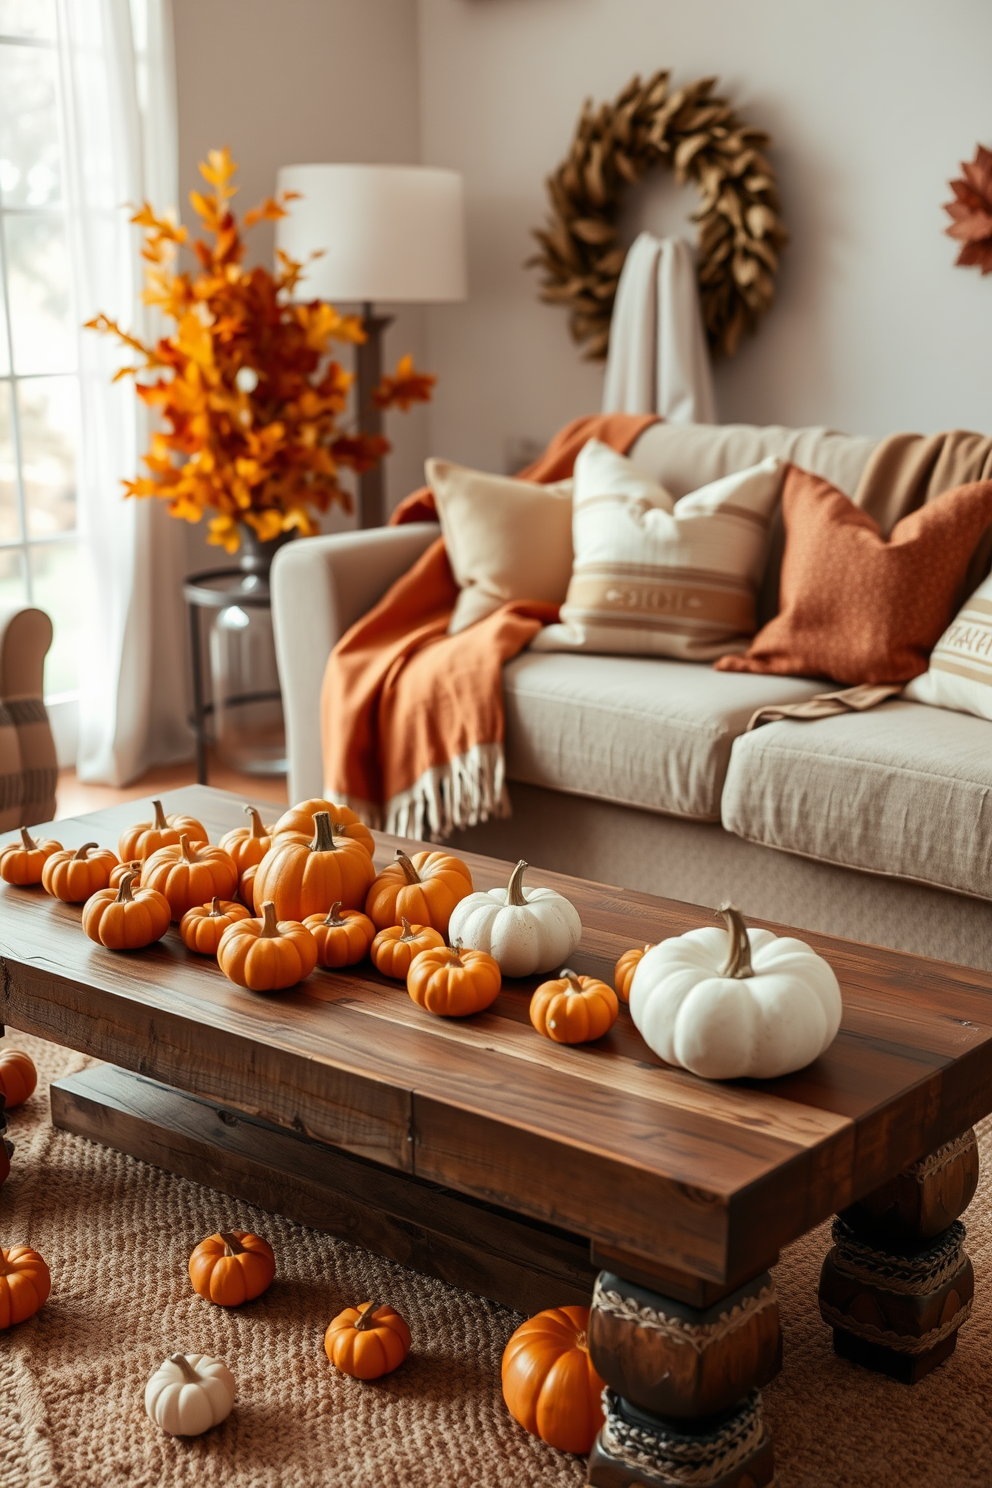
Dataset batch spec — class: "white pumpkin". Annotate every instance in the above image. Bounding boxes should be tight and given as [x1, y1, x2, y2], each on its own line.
[447, 859, 581, 977]
[629, 905, 842, 1080]
[145, 1352, 235, 1436]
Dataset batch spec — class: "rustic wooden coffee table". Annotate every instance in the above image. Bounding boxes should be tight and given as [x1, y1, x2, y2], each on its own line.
[1, 786, 989, 1487]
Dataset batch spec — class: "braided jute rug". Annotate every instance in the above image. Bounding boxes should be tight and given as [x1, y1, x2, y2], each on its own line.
[2, 1033, 992, 1488]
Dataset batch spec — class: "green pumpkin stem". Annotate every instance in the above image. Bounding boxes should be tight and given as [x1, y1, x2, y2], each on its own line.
[219, 1231, 245, 1256]
[323, 901, 345, 927]
[19, 827, 39, 852]
[259, 901, 280, 938]
[718, 903, 754, 979]
[170, 1353, 200, 1383]
[395, 850, 421, 885]
[506, 860, 529, 907]
[310, 811, 338, 854]
[244, 804, 267, 839]
[355, 1301, 380, 1331]
[72, 841, 98, 861]
[116, 871, 139, 904]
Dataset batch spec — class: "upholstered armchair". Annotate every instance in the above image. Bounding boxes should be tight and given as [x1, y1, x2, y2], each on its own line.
[0, 607, 58, 831]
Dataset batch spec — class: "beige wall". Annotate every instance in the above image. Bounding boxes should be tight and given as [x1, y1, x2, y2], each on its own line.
[172, 0, 429, 569]
[417, 0, 992, 475]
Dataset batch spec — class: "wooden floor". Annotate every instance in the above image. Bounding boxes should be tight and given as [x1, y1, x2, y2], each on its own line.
[55, 753, 289, 819]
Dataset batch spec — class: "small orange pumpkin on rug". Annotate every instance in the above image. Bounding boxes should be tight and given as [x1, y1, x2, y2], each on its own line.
[530, 969, 619, 1044]
[273, 798, 375, 857]
[0, 1048, 38, 1109]
[189, 1229, 275, 1306]
[366, 849, 473, 935]
[253, 812, 376, 919]
[614, 944, 654, 1003]
[118, 799, 208, 862]
[0, 1245, 51, 1329]
[370, 918, 444, 980]
[180, 897, 251, 956]
[82, 871, 171, 950]
[407, 940, 501, 1017]
[324, 1300, 411, 1379]
[0, 827, 62, 886]
[304, 902, 376, 968]
[501, 1305, 605, 1455]
[217, 901, 318, 991]
[142, 836, 239, 920]
[219, 805, 276, 877]
[42, 842, 119, 903]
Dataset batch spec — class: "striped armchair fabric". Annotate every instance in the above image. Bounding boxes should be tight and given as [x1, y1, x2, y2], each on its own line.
[0, 607, 58, 831]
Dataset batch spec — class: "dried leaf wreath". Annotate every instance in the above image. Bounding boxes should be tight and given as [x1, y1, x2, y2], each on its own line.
[529, 71, 788, 361]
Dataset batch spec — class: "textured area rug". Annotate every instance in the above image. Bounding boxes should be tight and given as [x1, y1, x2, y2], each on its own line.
[1, 1032, 992, 1488]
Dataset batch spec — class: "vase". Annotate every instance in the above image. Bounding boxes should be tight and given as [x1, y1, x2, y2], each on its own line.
[237, 524, 296, 577]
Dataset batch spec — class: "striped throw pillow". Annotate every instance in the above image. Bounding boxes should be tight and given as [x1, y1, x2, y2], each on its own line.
[904, 571, 992, 719]
[531, 440, 784, 661]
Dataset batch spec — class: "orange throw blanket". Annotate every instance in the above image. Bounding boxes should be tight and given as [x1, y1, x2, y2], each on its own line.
[320, 413, 657, 837]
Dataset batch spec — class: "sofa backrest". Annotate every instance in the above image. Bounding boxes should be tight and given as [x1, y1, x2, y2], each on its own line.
[628, 422, 880, 623]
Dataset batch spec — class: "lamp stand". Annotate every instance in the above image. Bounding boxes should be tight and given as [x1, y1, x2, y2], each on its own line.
[355, 302, 395, 528]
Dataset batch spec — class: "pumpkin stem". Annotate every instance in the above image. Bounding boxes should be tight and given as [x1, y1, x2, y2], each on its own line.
[355, 1301, 380, 1331]
[116, 871, 138, 904]
[448, 939, 464, 964]
[259, 900, 280, 938]
[310, 811, 338, 853]
[179, 833, 195, 863]
[718, 904, 754, 979]
[219, 1230, 245, 1255]
[245, 804, 266, 839]
[561, 967, 583, 992]
[399, 917, 416, 943]
[506, 860, 529, 907]
[152, 799, 168, 830]
[72, 841, 98, 862]
[209, 896, 222, 916]
[169, 1353, 200, 1383]
[394, 850, 422, 885]
[19, 827, 39, 851]
[323, 901, 345, 927]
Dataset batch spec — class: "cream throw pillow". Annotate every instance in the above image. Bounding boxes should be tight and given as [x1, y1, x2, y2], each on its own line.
[904, 572, 992, 720]
[426, 457, 574, 634]
[532, 440, 785, 660]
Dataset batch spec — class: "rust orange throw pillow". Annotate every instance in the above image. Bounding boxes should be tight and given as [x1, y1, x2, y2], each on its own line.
[715, 465, 992, 684]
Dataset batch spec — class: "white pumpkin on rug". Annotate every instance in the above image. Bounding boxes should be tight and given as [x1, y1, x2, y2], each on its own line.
[629, 905, 842, 1080]
[145, 1352, 235, 1436]
[447, 860, 581, 977]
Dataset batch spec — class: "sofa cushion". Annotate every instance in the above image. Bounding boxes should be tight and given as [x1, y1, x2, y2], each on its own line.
[502, 653, 825, 821]
[721, 699, 992, 898]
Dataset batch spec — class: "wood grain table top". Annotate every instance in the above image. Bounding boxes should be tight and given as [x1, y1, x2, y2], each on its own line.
[3, 785, 992, 1288]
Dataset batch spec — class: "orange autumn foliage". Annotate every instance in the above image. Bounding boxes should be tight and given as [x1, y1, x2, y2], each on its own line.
[86, 147, 435, 553]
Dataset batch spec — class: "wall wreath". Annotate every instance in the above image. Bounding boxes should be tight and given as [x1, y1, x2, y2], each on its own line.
[529, 71, 788, 361]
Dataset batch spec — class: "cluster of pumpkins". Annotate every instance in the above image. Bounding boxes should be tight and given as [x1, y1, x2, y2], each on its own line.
[0, 798, 650, 1041]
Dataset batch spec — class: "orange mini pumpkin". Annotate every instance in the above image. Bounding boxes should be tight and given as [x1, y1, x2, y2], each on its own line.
[273, 798, 375, 857]
[303, 902, 376, 969]
[180, 896, 251, 955]
[0, 1245, 51, 1329]
[110, 859, 142, 890]
[118, 798, 208, 862]
[366, 849, 473, 935]
[0, 1049, 38, 1109]
[530, 969, 619, 1045]
[407, 940, 501, 1017]
[240, 862, 258, 910]
[82, 871, 172, 950]
[614, 944, 653, 1003]
[370, 918, 445, 980]
[219, 805, 275, 876]
[324, 1301, 411, 1380]
[0, 827, 62, 886]
[42, 842, 119, 903]
[143, 835, 239, 921]
[253, 812, 376, 920]
[217, 901, 318, 991]
[501, 1306, 605, 1454]
[188, 1229, 275, 1306]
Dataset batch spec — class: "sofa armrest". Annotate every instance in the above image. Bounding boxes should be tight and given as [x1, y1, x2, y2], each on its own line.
[271, 523, 441, 801]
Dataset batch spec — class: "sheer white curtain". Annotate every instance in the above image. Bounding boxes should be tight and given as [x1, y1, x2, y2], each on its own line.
[55, 0, 190, 785]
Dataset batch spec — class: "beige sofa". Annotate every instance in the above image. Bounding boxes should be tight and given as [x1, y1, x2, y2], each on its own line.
[271, 422, 992, 972]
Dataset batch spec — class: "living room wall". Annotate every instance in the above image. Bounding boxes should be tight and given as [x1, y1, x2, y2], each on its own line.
[417, 0, 992, 476]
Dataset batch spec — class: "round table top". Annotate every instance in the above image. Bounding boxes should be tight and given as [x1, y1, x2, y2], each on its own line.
[183, 568, 272, 608]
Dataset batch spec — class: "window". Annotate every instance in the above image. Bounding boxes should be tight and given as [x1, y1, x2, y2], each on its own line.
[0, 0, 81, 702]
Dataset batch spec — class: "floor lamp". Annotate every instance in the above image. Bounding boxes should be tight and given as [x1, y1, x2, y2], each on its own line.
[275, 164, 466, 528]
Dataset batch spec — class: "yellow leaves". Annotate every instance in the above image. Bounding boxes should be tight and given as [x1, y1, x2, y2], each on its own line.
[373, 353, 437, 411]
[176, 311, 215, 370]
[199, 146, 237, 198]
[296, 301, 365, 353]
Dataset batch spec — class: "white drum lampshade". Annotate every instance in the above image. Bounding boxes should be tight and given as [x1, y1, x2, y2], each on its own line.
[274, 164, 467, 303]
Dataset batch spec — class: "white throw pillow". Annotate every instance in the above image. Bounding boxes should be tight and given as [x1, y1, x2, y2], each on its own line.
[426, 457, 574, 634]
[531, 440, 784, 660]
[904, 572, 992, 720]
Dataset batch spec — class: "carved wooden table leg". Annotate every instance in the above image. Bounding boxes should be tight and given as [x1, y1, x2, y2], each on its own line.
[818, 1128, 979, 1384]
[586, 1268, 781, 1487]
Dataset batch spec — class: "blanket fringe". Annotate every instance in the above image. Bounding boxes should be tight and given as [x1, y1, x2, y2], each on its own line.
[379, 742, 512, 841]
